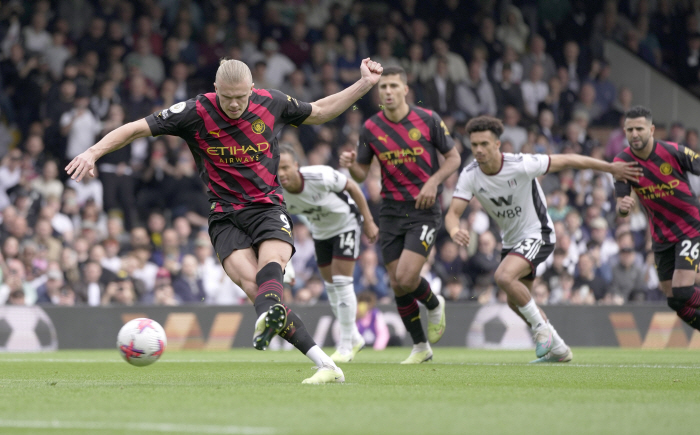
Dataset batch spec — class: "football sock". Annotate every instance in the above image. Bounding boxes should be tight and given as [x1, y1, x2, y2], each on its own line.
[549, 323, 568, 352]
[395, 293, 426, 344]
[518, 298, 547, 330]
[279, 308, 317, 354]
[324, 281, 339, 318]
[333, 275, 358, 353]
[254, 262, 284, 316]
[410, 278, 440, 310]
[306, 345, 335, 367]
[669, 286, 700, 330]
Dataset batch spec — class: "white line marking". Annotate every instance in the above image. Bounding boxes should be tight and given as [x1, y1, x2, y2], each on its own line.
[0, 359, 698, 369]
[0, 420, 276, 434]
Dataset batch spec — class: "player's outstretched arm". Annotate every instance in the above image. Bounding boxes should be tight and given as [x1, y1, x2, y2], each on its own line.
[339, 150, 371, 183]
[65, 119, 152, 182]
[415, 147, 461, 209]
[344, 178, 379, 243]
[303, 58, 382, 125]
[548, 154, 642, 183]
[445, 197, 470, 247]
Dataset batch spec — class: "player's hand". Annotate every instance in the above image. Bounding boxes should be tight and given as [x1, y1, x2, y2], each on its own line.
[363, 219, 379, 244]
[415, 180, 438, 209]
[617, 195, 635, 215]
[65, 149, 97, 182]
[360, 58, 383, 86]
[450, 228, 470, 247]
[339, 150, 357, 168]
[611, 161, 643, 184]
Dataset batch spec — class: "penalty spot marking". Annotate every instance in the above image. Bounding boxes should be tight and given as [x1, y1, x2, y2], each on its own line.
[0, 419, 276, 434]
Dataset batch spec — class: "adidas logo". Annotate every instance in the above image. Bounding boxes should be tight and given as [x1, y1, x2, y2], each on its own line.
[339, 302, 348, 307]
[343, 248, 353, 256]
[478, 187, 487, 193]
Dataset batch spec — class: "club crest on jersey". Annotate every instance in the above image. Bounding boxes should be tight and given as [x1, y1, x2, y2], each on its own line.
[508, 179, 518, 188]
[660, 163, 673, 175]
[252, 119, 266, 134]
[408, 128, 422, 141]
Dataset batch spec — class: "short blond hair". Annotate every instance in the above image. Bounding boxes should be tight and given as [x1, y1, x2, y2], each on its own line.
[215, 59, 252, 85]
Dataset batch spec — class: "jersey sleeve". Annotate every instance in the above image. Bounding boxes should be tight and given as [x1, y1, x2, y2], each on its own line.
[453, 168, 473, 202]
[356, 125, 375, 165]
[522, 154, 550, 179]
[431, 112, 455, 154]
[676, 144, 700, 175]
[145, 99, 199, 138]
[268, 89, 312, 127]
[324, 167, 348, 193]
[613, 155, 632, 197]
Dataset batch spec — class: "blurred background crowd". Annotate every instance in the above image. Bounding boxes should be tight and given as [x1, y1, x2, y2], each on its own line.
[1, 0, 698, 310]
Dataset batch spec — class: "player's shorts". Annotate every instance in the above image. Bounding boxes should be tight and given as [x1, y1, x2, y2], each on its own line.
[654, 237, 700, 282]
[501, 238, 555, 281]
[314, 225, 361, 267]
[378, 200, 442, 264]
[208, 204, 295, 263]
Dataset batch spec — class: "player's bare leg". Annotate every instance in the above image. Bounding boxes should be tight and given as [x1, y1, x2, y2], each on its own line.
[222, 240, 343, 383]
[663, 269, 700, 330]
[386, 250, 446, 364]
[320, 259, 365, 362]
[495, 255, 569, 360]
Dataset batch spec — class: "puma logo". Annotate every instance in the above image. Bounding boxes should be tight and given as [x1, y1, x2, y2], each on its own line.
[281, 227, 292, 237]
[685, 256, 695, 266]
[378, 135, 389, 144]
[209, 129, 222, 137]
[422, 241, 430, 251]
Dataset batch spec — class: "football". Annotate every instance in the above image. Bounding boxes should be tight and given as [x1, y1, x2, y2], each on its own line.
[117, 318, 167, 367]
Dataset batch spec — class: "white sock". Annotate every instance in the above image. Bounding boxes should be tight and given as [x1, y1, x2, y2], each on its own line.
[518, 299, 546, 330]
[333, 275, 358, 353]
[324, 281, 339, 318]
[413, 342, 431, 352]
[306, 345, 335, 368]
[549, 323, 567, 351]
[427, 295, 443, 324]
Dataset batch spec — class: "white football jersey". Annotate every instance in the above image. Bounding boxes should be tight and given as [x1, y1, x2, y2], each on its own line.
[283, 165, 361, 240]
[453, 153, 556, 248]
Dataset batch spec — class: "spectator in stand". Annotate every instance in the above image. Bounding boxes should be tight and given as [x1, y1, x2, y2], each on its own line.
[101, 273, 136, 306]
[354, 248, 390, 302]
[456, 59, 497, 118]
[425, 38, 468, 84]
[609, 235, 648, 303]
[521, 35, 557, 82]
[172, 254, 205, 303]
[60, 88, 102, 163]
[422, 56, 458, 118]
[260, 37, 295, 89]
[464, 230, 499, 288]
[356, 291, 393, 350]
[521, 63, 549, 119]
[493, 63, 525, 116]
[574, 252, 608, 302]
[501, 105, 528, 152]
[496, 5, 529, 55]
[573, 83, 604, 125]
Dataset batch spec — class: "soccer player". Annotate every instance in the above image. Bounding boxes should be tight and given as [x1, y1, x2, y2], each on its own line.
[615, 106, 700, 331]
[277, 145, 379, 362]
[340, 66, 460, 364]
[65, 58, 384, 383]
[445, 116, 641, 362]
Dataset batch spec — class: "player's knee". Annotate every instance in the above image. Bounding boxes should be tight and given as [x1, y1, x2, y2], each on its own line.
[493, 270, 513, 290]
[668, 297, 684, 312]
[396, 273, 420, 292]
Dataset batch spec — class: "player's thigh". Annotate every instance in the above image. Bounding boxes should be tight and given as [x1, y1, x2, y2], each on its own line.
[257, 239, 293, 271]
[656, 238, 700, 294]
[314, 237, 334, 282]
[239, 205, 295, 267]
[385, 258, 400, 290]
[221, 248, 259, 301]
[495, 254, 533, 287]
[208, 212, 254, 268]
[498, 239, 553, 282]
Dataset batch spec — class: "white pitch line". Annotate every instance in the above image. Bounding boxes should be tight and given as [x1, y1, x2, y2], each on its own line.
[0, 359, 699, 369]
[0, 420, 277, 434]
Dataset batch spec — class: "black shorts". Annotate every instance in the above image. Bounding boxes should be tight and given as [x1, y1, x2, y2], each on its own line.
[501, 238, 555, 281]
[378, 200, 441, 264]
[654, 237, 700, 282]
[314, 226, 361, 267]
[208, 204, 295, 263]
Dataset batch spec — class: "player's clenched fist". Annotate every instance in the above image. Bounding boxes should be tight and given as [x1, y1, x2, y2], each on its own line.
[449, 228, 470, 247]
[339, 150, 356, 168]
[617, 195, 636, 215]
[363, 219, 379, 244]
[360, 58, 383, 85]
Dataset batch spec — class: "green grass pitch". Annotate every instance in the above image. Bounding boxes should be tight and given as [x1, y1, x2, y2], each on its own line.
[0, 348, 698, 435]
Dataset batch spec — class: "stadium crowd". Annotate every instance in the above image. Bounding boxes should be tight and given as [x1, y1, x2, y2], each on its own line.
[0, 0, 697, 308]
